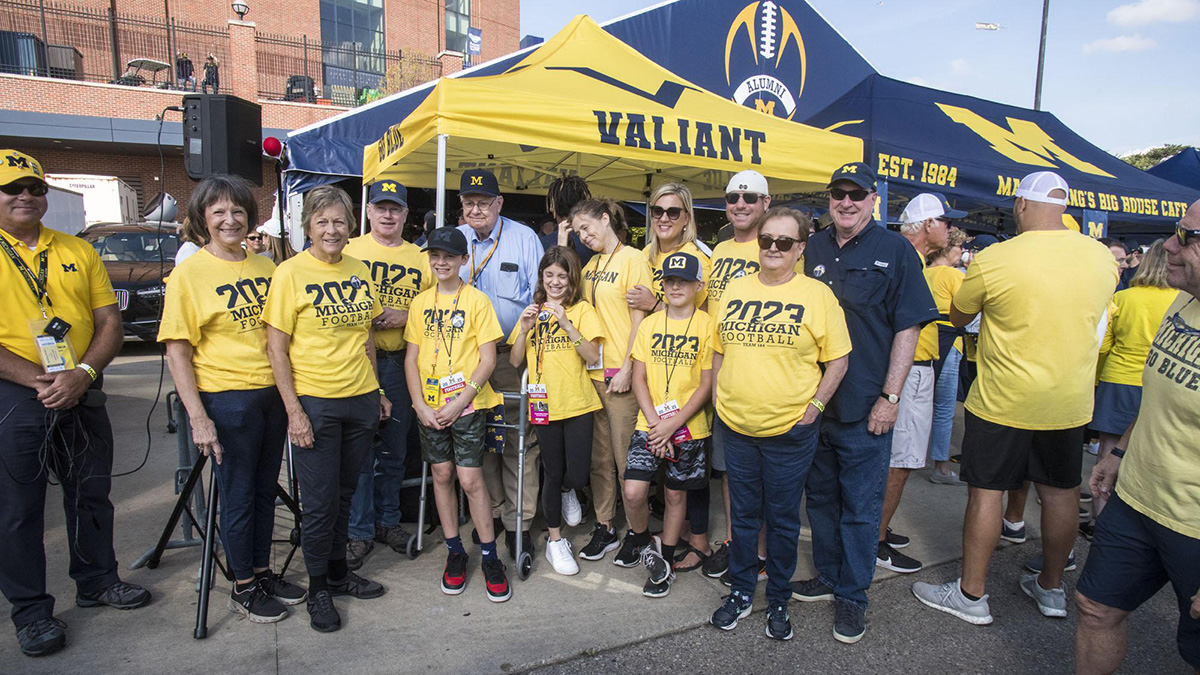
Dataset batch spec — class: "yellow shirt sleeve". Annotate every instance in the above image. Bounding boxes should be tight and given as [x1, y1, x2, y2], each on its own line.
[953, 259, 987, 315]
[158, 268, 201, 346]
[576, 301, 604, 342]
[263, 265, 297, 335]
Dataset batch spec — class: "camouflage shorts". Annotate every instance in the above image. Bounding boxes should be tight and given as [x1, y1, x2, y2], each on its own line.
[418, 410, 486, 467]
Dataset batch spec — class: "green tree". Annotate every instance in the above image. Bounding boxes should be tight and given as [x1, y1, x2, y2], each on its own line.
[1121, 144, 1193, 170]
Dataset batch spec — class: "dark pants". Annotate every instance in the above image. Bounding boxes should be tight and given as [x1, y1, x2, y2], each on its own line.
[686, 466, 710, 536]
[534, 413, 593, 529]
[199, 387, 287, 580]
[806, 416, 892, 609]
[0, 378, 120, 627]
[349, 351, 412, 540]
[720, 417, 819, 604]
[294, 392, 378, 577]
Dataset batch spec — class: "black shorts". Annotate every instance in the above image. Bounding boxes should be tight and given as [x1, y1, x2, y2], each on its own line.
[1077, 493, 1200, 669]
[624, 431, 708, 491]
[959, 410, 1084, 490]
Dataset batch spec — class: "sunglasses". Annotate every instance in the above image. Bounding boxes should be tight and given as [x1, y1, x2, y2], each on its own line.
[725, 192, 761, 205]
[246, 235, 263, 241]
[1177, 221, 1200, 247]
[650, 206, 684, 221]
[757, 234, 799, 252]
[1, 181, 48, 197]
[829, 187, 872, 202]
[1169, 298, 1200, 337]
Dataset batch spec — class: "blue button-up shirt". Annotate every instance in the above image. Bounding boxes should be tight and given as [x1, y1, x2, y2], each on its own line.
[804, 224, 939, 423]
[458, 217, 544, 335]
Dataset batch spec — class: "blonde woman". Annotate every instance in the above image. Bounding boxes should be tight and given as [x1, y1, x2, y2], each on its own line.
[627, 183, 712, 312]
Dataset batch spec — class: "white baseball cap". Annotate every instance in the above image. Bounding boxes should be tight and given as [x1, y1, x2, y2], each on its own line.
[726, 170, 769, 196]
[900, 192, 967, 224]
[1014, 171, 1069, 206]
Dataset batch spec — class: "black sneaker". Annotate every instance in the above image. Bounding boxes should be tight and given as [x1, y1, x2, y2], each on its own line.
[306, 589, 340, 633]
[876, 541, 923, 573]
[375, 524, 413, 554]
[710, 592, 753, 631]
[76, 581, 151, 610]
[257, 572, 307, 606]
[442, 551, 469, 595]
[16, 617, 66, 657]
[346, 538, 374, 571]
[885, 527, 910, 549]
[1078, 506, 1090, 522]
[642, 569, 675, 598]
[614, 531, 657, 568]
[1079, 492, 1093, 504]
[578, 523, 620, 561]
[481, 557, 512, 602]
[328, 571, 386, 599]
[472, 517, 505, 545]
[1079, 521, 1096, 541]
[641, 544, 670, 585]
[766, 601, 793, 641]
[833, 598, 866, 644]
[790, 577, 834, 602]
[505, 530, 536, 560]
[229, 583, 287, 623]
[703, 540, 729, 578]
[1001, 520, 1027, 544]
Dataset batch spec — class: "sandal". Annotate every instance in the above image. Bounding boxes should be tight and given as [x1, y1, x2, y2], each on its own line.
[672, 544, 709, 573]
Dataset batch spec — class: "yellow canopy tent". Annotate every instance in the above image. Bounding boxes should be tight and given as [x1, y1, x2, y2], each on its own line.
[362, 15, 862, 224]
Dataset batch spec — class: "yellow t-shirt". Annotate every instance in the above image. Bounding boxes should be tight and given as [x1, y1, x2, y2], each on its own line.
[404, 282, 505, 410]
[632, 309, 716, 438]
[0, 225, 116, 366]
[707, 238, 805, 307]
[343, 235, 432, 352]
[582, 245, 654, 381]
[953, 230, 1118, 429]
[714, 273, 852, 437]
[158, 249, 276, 392]
[1098, 285, 1180, 386]
[506, 300, 603, 420]
[646, 241, 711, 308]
[262, 250, 382, 398]
[917, 265, 965, 362]
[1117, 294, 1200, 538]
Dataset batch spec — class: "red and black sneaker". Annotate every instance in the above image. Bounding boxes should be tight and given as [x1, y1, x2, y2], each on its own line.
[441, 551, 469, 595]
[481, 557, 511, 603]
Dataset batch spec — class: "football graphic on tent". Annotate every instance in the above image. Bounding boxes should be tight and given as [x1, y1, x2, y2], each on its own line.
[724, 1, 808, 120]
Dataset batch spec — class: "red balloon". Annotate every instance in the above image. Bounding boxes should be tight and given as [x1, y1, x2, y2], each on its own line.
[262, 136, 283, 158]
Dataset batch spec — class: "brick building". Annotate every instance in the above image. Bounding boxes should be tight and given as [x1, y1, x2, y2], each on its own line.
[0, 0, 520, 218]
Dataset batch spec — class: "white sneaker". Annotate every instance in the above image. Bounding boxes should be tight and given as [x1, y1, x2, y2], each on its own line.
[561, 489, 582, 527]
[545, 538, 580, 576]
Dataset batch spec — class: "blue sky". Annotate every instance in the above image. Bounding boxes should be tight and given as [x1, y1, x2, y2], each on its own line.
[519, 0, 1199, 157]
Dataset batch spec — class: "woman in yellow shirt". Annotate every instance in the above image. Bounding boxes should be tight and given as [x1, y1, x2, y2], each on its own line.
[160, 176, 307, 624]
[627, 182, 712, 312]
[263, 186, 389, 633]
[924, 230, 967, 484]
[509, 246, 602, 576]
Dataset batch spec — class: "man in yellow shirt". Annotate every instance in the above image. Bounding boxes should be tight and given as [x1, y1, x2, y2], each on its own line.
[913, 171, 1118, 626]
[344, 180, 433, 569]
[0, 150, 150, 658]
[1076, 200, 1200, 673]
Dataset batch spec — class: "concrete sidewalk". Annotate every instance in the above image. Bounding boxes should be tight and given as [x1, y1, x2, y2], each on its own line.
[0, 346, 1186, 673]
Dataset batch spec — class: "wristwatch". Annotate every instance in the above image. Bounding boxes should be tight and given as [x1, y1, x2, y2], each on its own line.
[881, 392, 899, 405]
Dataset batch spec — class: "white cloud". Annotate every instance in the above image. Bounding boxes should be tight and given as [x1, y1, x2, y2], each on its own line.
[949, 58, 971, 76]
[1082, 33, 1158, 54]
[1107, 0, 1200, 27]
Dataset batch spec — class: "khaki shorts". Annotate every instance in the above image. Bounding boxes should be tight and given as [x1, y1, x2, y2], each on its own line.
[890, 364, 934, 469]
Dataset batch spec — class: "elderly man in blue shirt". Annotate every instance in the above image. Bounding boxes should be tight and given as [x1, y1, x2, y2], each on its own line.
[793, 162, 939, 644]
[455, 168, 545, 558]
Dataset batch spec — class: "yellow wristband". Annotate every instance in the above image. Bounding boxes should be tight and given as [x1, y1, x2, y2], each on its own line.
[809, 398, 825, 413]
[572, 336, 584, 347]
[78, 363, 98, 381]
[378, 388, 386, 396]
[466, 379, 482, 393]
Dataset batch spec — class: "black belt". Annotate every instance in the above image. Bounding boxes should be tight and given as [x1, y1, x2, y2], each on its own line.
[377, 348, 407, 357]
[913, 360, 934, 368]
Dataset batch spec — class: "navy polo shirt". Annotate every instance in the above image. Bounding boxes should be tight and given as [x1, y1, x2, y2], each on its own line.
[804, 224, 939, 423]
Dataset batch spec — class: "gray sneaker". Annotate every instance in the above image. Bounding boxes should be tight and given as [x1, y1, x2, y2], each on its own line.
[911, 579, 993, 625]
[929, 470, 965, 486]
[1019, 573, 1067, 617]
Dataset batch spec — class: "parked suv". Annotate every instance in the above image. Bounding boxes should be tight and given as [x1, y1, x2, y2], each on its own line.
[79, 223, 179, 341]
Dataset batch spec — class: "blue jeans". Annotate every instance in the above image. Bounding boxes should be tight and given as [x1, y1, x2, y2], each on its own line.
[719, 416, 819, 605]
[806, 417, 892, 609]
[348, 350, 412, 541]
[199, 387, 287, 580]
[929, 347, 961, 463]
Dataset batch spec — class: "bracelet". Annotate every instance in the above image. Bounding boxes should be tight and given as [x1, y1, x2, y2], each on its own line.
[1110, 447, 1126, 459]
[466, 379, 482, 393]
[378, 388, 386, 397]
[572, 336, 584, 347]
[78, 363, 98, 381]
[809, 398, 825, 413]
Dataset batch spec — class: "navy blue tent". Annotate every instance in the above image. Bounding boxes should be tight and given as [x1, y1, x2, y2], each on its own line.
[806, 74, 1197, 228]
[1147, 147, 1200, 192]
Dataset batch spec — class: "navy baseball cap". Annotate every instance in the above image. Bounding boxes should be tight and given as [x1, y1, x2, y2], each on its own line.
[963, 234, 999, 251]
[661, 252, 702, 282]
[368, 180, 407, 206]
[459, 168, 500, 197]
[422, 226, 468, 256]
[827, 162, 877, 191]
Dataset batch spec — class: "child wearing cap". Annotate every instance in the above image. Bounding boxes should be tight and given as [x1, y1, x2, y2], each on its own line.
[508, 246, 604, 576]
[620, 252, 715, 598]
[404, 227, 511, 602]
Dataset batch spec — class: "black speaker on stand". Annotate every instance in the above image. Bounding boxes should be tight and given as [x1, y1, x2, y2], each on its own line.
[182, 94, 263, 186]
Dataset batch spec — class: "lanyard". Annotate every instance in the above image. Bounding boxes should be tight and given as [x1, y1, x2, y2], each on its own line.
[532, 306, 553, 384]
[431, 282, 465, 374]
[0, 235, 52, 317]
[468, 219, 504, 287]
[662, 311, 695, 398]
[589, 243, 623, 305]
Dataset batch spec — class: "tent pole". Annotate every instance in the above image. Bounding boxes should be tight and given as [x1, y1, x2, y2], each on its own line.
[436, 134, 448, 229]
[360, 183, 368, 235]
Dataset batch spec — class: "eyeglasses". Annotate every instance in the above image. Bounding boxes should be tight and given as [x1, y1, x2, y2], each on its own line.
[650, 206, 684, 221]
[757, 234, 799, 252]
[1169, 298, 1200, 337]
[829, 187, 872, 202]
[461, 198, 496, 212]
[725, 192, 761, 205]
[1177, 221, 1200, 247]
[1, 181, 48, 197]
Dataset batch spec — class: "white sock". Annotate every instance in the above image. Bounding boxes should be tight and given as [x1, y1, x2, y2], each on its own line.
[1003, 518, 1024, 530]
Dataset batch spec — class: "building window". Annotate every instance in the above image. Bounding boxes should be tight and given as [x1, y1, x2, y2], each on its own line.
[445, 0, 470, 54]
[319, 0, 385, 104]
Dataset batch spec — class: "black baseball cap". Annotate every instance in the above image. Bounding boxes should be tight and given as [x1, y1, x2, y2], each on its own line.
[368, 180, 407, 206]
[459, 168, 500, 197]
[827, 162, 877, 191]
[661, 252, 702, 282]
[422, 226, 468, 256]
